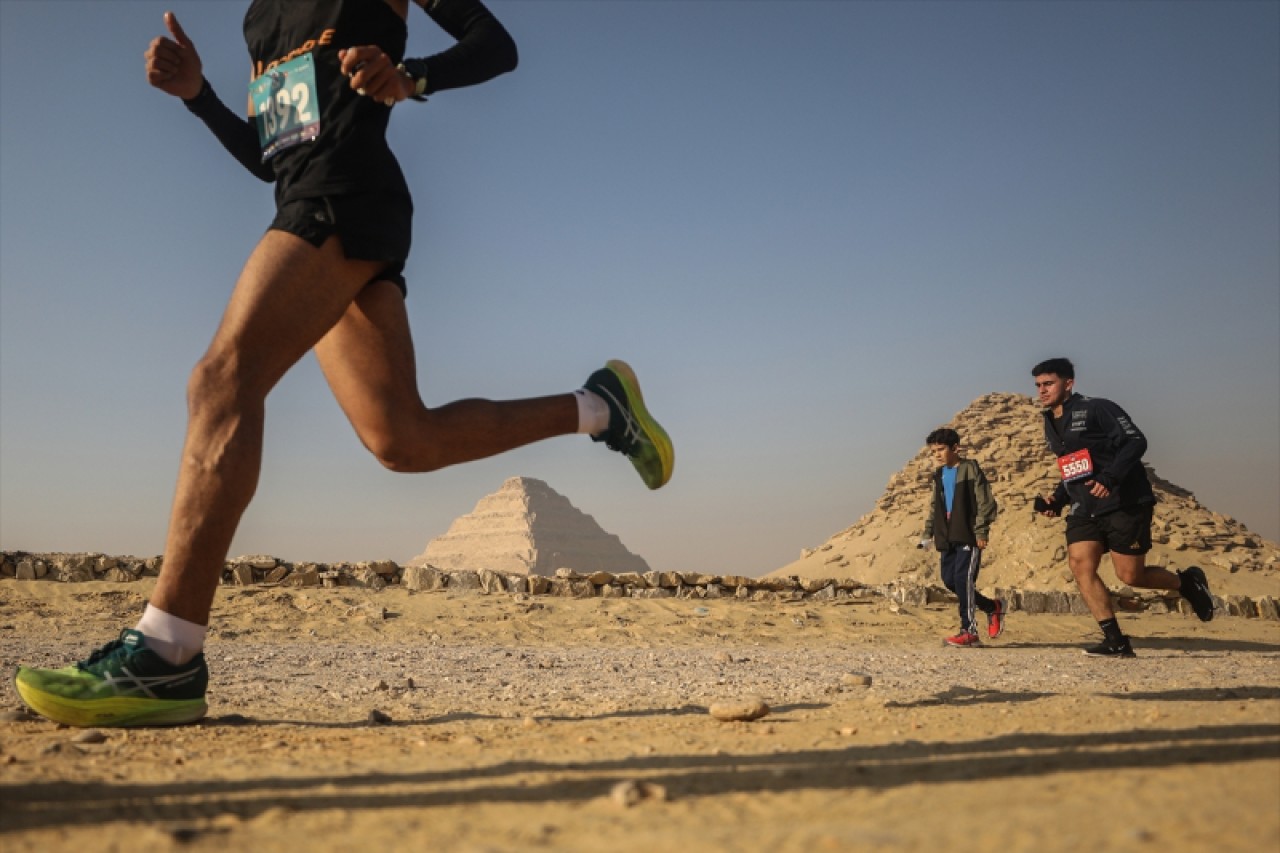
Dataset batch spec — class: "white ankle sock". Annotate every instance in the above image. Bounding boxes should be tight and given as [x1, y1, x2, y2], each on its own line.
[135, 604, 207, 666]
[575, 388, 610, 435]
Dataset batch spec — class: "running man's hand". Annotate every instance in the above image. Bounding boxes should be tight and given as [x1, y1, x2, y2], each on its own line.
[1085, 480, 1111, 498]
[977, 538, 988, 549]
[1034, 494, 1059, 517]
[339, 47, 414, 106]
[145, 12, 204, 100]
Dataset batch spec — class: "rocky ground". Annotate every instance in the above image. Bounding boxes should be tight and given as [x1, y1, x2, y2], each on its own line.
[1, 580, 1278, 852]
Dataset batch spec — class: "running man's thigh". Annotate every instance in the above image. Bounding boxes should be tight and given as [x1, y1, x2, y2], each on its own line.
[313, 278, 423, 435]
[205, 230, 386, 396]
[1066, 539, 1107, 575]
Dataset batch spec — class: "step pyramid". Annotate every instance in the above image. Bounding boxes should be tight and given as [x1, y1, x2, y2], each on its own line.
[408, 476, 650, 577]
[769, 393, 1280, 597]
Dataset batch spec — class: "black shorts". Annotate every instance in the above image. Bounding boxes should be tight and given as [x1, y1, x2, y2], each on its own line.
[1065, 504, 1154, 556]
[269, 194, 412, 296]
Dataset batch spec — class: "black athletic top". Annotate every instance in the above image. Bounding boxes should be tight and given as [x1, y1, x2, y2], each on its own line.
[244, 0, 410, 202]
[184, 0, 516, 206]
[1043, 392, 1155, 517]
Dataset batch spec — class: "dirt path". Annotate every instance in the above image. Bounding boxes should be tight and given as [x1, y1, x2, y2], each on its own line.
[2, 581, 1277, 852]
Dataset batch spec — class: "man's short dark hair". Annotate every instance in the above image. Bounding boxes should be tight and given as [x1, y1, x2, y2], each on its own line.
[1031, 357, 1074, 379]
[925, 427, 960, 448]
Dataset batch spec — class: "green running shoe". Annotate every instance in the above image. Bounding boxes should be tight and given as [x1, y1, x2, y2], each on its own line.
[14, 629, 208, 727]
[584, 359, 674, 490]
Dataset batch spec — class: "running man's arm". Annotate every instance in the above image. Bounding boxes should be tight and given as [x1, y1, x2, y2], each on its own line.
[1091, 399, 1147, 491]
[145, 12, 273, 182]
[406, 0, 518, 94]
[183, 83, 275, 183]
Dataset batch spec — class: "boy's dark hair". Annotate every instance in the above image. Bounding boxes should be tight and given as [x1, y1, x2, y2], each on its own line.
[925, 427, 960, 448]
[1031, 357, 1074, 379]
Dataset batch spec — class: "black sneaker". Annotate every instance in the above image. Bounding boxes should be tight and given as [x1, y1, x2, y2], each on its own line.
[1178, 566, 1215, 622]
[583, 360, 674, 490]
[1083, 635, 1136, 658]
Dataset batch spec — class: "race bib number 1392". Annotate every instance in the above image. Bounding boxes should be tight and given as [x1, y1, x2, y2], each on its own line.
[251, 53, 320, 160]
[1057, 449, 1095, 482]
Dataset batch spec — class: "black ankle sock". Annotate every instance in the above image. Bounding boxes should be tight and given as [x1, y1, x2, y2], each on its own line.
[1099, 618, 1124, 642]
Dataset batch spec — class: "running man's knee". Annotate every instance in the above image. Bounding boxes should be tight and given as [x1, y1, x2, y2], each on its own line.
[359, 417, 441, 474]
[1110, 556, 1148, 585]
[186, 351, 263, 420]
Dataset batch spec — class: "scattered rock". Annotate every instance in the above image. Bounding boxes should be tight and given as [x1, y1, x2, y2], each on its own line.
[708, 697, 770, 722]
[610, 780, 669, 807]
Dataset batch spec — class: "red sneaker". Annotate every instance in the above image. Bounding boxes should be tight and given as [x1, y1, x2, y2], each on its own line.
[944, 631, 980, 648]
[987, 599, 1005, 639]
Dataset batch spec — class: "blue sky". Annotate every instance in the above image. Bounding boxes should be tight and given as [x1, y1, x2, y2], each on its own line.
[2, 0, 1277, 576]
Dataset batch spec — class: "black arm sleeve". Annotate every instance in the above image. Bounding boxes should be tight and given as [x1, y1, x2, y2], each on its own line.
[1093, 399, 1148, 489]
[183, 79, 275, 183]
[412, 0, 518, 94]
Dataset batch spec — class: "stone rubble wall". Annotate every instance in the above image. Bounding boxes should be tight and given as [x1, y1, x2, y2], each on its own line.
[2, 550, 1275, 621]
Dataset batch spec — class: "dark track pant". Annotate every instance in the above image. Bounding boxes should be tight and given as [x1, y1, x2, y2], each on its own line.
[940, 545, 996, 633]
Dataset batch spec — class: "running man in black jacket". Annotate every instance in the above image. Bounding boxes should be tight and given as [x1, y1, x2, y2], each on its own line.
[1032, 358, 1214, 656]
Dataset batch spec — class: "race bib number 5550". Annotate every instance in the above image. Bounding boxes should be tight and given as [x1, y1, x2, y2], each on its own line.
[1057, 449, 1095, 482]
[251, 54, 320, 160]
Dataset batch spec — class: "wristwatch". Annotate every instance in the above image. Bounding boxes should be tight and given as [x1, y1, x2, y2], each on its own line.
[397, 60, 429, 101]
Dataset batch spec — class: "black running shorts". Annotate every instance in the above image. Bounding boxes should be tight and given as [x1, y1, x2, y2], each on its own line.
[269, 194, 412, 296]
[1065, 504, 1154, 556]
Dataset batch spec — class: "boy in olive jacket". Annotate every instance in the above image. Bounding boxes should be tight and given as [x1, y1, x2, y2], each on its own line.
[921, 428, 1003, 646]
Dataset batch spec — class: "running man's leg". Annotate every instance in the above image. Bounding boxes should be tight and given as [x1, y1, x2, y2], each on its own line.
[13, 231, 386, 726]
[152, 231, 387, 626]
[1109, 553, 1178, 592]
[1068, 540, 1115, 621]
[313, 279, 578, 472]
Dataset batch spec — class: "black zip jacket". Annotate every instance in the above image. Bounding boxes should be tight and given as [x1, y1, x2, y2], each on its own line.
[1043, 393, 1155, 517]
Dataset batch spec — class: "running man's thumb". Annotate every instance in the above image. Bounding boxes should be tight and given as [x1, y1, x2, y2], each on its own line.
[165, 11, 192, 48]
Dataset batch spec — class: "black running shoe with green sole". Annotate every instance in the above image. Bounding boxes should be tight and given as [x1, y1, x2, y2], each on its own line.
[584, 359, 674, 490]
[1178, 566, 1215, 622]
[14, 629, 208, 727]
[1083, 635, 1136, 658]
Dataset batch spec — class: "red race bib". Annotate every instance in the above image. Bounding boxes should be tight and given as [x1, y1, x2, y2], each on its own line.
[1057, 449, 1095, 482]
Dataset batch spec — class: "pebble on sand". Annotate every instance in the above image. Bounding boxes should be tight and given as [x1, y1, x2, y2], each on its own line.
[610, 780, 669, 807]
[708, 697, 770, 722]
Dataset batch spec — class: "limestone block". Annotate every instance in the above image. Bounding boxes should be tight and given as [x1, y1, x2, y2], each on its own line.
[478, 569, 506, 594]
[403, 565, 445, 591]
[450, 571, 482, 591]
[283, 567, 320, 587]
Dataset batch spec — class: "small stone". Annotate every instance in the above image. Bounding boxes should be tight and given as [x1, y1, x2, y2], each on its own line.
[0, 708, 34, 722]
[610, 780, 668, 807]
[841, 673, 873, 687]
[708, 697, 770, 722]
[713, 652, 734, 664]
[368, 709, 392, 725]
[839, 726, 858, 736]
[454, 734, 482, 746]
[521, 716, 539, 729]
[72, 729, 107, 744]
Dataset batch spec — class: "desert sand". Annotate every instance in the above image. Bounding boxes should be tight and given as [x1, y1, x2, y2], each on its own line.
[2, 578, 1277, 853]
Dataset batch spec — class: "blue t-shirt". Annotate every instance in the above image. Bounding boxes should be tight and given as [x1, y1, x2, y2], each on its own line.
[941, 465, 958, 517]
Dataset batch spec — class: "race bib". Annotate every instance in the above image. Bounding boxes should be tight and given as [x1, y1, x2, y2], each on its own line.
[250, 54, 320, 160]
[1057, 449, 1095, 482]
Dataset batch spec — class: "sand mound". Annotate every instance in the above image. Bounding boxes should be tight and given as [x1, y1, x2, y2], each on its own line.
[770, 393, 1280, 597]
